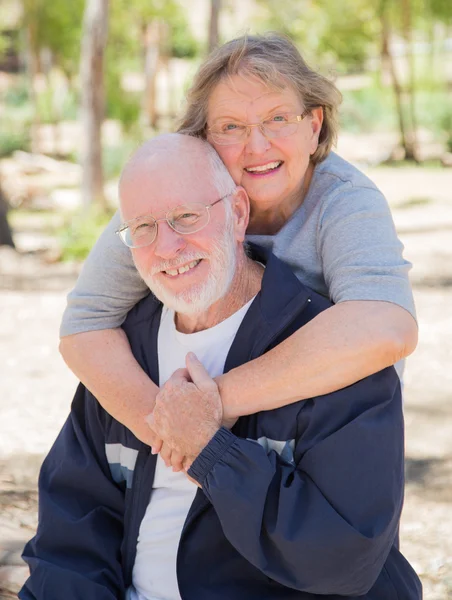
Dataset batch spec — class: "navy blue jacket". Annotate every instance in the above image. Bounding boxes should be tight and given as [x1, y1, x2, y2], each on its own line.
[21, 247, 421, 600]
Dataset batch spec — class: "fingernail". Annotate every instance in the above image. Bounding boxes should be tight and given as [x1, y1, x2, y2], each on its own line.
[151, 447, 157, 455]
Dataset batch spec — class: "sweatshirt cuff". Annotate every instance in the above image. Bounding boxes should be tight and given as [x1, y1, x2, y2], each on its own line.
[188, 427, 236, 484]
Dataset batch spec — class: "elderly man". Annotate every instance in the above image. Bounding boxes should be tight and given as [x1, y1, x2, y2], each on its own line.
[20, 134, 421, 600]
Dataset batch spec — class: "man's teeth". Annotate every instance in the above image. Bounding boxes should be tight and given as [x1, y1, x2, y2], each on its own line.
[164, 259, 200, 276]
[245, 161, 282, 173]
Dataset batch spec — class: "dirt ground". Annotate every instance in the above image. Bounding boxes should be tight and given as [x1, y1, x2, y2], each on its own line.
[0, 165, 451, 598]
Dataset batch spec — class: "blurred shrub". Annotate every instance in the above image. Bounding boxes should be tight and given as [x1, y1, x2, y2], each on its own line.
[58, 207, 114, 262]
[340, 82, 396, 132]
[106, 66, 141, 131]
[103, 140, 139, 179]
[3, 80, 30, 107]
[440, 110, 452, 152]
[0, 125, 30, 157]
[36, 84, 79, 124]
[166, 16, 199, 59]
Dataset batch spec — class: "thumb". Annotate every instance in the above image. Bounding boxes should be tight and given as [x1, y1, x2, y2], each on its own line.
[185, 352, 216, 391]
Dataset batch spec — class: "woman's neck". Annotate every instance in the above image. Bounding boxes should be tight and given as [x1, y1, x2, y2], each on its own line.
[247, 162, 315, 236]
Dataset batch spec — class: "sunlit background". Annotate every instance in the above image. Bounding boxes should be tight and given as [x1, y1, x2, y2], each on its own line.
[0, 0, 451, 598]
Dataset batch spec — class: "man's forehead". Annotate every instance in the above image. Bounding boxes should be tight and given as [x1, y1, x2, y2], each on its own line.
[119, 154, 215, 219]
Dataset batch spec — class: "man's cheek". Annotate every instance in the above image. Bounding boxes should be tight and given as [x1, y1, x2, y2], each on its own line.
[132, 249, 152, 277]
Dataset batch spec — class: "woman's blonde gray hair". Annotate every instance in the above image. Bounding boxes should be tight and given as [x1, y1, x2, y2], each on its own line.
[177, 32, 342, 164]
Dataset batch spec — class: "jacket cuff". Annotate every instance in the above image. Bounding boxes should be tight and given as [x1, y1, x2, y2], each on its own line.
[188, 427, 236, 484]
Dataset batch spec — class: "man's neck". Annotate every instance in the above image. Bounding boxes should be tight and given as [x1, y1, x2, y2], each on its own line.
[175, 255, 263, 334]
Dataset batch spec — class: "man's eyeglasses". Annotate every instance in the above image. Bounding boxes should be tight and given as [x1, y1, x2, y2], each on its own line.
[208, 109, 311, 146]
[116, 193, 233, 249]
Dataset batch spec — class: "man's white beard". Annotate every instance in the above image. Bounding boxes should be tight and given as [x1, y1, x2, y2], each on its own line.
[140, 220, 237, 316]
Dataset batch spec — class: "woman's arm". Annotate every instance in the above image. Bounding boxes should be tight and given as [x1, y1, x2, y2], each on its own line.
[60, 299, 417, 433]
[217, 299, 417, 419]
[60, 329, 159, 445]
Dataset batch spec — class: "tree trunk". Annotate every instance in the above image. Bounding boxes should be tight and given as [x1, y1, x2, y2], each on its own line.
[400, 0, 418, 161]
[380, 11, 410, 160]
[79, 0, 109, 211]
[142, 20, 161, 129]
[208, 0, 221, 53]
[25, 20, 41, 154]
[0, 184, 15, 248]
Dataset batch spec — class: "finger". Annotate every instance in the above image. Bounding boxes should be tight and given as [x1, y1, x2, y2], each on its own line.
[185, 352, 217, 391]
[165, 367, 191, 387]
[170, 450, 185, 472]
[160, 442, 172, 467]
[145, 413, 163, 454]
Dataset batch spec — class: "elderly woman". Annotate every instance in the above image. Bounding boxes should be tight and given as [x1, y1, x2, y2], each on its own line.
[60, 33, 417, 452]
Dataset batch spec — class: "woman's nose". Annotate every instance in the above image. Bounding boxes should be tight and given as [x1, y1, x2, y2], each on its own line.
[244, 125, 271, 154]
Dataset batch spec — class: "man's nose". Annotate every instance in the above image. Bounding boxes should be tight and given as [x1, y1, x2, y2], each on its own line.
[245, 124, 271, 154]
[153, 221, 186, 259]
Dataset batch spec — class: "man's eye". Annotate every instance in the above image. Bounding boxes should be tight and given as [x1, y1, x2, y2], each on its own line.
[132, 223, 152, 235]
[175, 212, 200, 223]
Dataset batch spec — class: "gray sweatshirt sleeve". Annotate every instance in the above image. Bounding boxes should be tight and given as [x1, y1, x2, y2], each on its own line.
[318, 183, 416, 320]
[60, 211, 149, 337]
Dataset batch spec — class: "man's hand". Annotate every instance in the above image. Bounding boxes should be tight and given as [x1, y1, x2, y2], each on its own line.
[148, 353, 223, 461]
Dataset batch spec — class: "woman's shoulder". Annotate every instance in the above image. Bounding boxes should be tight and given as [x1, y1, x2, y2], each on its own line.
[313, 152, 382, 195]
[310, 152, 390, 220]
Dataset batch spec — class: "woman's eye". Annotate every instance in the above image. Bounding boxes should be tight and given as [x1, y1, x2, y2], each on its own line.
[270, 114, 288, 122]
[222, 123, 240, 132]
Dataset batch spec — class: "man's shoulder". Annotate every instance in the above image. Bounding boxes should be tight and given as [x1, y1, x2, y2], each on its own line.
[122, 292, 161, 331]
[253, 245, 332, 321]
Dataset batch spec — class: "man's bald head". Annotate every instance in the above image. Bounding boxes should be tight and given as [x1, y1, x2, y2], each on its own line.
[119, 134, 235, 220]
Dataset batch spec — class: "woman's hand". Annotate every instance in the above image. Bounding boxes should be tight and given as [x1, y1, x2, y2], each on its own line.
[149, 353, 224, 468]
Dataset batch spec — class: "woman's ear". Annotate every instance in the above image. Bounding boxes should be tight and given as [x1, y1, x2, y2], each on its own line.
[309, 106, 324, 155]
[231, 186, 249, 242]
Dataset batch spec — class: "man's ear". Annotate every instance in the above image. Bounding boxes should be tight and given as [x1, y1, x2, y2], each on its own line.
[309, 106, 324, 155]
[231, 186, 249, 242]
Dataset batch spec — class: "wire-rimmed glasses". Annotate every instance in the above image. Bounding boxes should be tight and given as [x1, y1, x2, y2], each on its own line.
[116, 193, 233, 249]
[208, 108, 311, 146]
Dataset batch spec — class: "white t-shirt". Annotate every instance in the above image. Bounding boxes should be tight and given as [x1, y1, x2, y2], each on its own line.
[130, 299, 254, 600]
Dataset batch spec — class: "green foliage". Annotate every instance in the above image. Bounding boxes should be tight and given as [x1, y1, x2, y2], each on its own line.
[439, 110, 452, 152]
[3, 80, 30, 107]
[103, 141, 140, 179]
[22, 0, 85, 77]
[59, 207, 114, 262]
[0, 30, 10, 57]
[105, 67, 141, 131]
[0, 124, 30, 157]
[165, 13, 199, 59]
[340, 81, 396, 132]
[36, 83, 78, 123]
[256, 0, 379, 72]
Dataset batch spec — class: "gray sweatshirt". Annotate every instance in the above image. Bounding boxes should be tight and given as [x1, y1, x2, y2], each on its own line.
[60, 152, 415, 336]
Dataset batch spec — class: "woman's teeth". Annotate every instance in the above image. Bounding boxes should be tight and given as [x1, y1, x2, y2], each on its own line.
[245, 161, 282, 174]
[164, 259, 200, 277]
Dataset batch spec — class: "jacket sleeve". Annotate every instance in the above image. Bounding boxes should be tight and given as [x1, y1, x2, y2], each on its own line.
[20, 384, 126, 600]
[188, 368, 404, 596]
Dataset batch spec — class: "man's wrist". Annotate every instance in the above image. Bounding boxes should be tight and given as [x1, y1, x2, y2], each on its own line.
[188, 427, 237, 484]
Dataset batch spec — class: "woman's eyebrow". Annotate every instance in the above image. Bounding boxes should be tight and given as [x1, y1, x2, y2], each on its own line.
[212, 104, 296, 123]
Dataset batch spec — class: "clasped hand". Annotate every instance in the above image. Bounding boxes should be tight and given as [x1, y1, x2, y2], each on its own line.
[147, 353, 231, 477]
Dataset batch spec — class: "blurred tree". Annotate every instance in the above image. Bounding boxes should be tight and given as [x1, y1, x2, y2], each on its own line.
[18, 0, 84, 152]
[0, 182, 15, 248]
[79, 0, 109, 210]
[256, 0, 378, 72]
[208, 0, 222, 52]
[108, 0, 197, 129]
